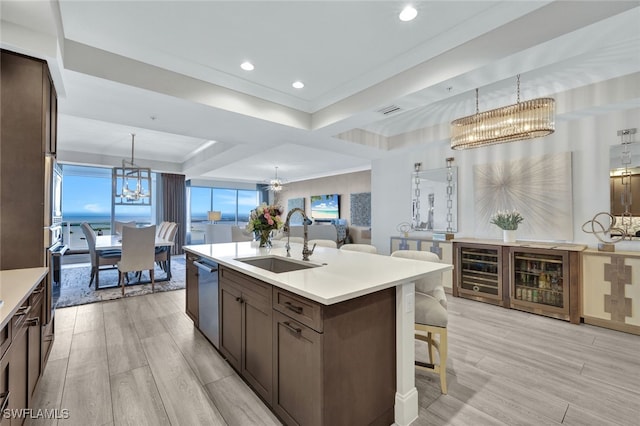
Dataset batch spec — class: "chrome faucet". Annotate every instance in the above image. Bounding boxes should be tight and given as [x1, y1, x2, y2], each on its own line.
[284, 208, 315, 261]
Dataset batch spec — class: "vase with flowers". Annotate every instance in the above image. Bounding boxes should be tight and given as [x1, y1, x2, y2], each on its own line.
[246, 203, 284, 247]
[490, 209, 524, 242]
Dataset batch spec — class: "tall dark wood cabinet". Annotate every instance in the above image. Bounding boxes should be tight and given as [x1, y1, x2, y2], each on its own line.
[0, 49, 57, 270]
[1, 49, 57, 421]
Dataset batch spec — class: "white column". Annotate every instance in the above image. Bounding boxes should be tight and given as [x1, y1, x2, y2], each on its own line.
[394, 280, 418, 425]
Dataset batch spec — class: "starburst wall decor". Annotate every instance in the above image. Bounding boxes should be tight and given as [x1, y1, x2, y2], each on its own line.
[473, 152, 573, 241]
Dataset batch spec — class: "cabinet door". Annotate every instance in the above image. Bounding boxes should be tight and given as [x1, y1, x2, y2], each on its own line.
[27, 298, 42, 404]
[273, 311, 322, 426]
[185, 258, 199, 325]
[219, 282, 242, 371]
[0, 348, 9, 426]
[242, 289, 272, 403]
[8, 328, 27, 425]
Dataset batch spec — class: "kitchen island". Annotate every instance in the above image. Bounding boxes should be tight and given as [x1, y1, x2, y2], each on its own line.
[183, 242, 451, 426]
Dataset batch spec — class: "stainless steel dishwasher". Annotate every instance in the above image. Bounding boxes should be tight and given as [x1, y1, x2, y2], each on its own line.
[195, 258, 219, 349]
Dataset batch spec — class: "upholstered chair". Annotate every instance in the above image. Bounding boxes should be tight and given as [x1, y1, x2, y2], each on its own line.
[118, 225, 156, 295]
[340, 243, 378, 254]
[155, 222, 178, 272]
[308, 239, 337, 248]
[113, 220, 136, 235]
[391, 250, 448, 394]
[231, 225, 254, 242]
[80, 222, 121, 287]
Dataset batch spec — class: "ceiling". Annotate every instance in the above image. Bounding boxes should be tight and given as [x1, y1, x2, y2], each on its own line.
[1, 1, 639, 185]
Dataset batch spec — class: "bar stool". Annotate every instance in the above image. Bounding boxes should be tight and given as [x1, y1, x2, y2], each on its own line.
[391, 250, 448, 394]
[308, 239, 337, 248]
[340, 243, 378, 254]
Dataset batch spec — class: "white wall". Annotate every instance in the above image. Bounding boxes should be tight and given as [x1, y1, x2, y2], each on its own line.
[372, 107, 640, 254]
[274, 170, 372, 243]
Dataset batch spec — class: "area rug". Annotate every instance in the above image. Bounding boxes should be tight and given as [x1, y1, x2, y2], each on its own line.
[56, 257, 186, 308]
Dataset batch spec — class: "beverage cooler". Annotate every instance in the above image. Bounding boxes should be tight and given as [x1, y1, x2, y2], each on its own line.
[508, 247, 572, 322]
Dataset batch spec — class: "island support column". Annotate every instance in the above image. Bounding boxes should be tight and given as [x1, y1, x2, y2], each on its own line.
[394, 280, 418, 425]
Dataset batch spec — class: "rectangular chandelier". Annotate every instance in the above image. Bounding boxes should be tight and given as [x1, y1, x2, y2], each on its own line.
[113, 133, 152, 205]
[450, 76, 555, 150]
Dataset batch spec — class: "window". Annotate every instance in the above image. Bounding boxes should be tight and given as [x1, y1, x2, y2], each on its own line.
[61, 164, 157, 249]
[190, 187, 260, 225]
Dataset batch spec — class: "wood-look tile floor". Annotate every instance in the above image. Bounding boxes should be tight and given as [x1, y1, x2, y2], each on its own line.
[27, 290, 640, 426]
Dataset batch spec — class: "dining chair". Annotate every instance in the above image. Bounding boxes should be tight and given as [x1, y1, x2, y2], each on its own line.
[340, 243, 378, 254]
[156, 221, 170, 238]
[114, 220, 136, 235]
[80, 222, 121, 287]
[155, 222, 178, 272]
[391, 250, 448, 394]
[308, 239, 337, 248]
[231, 225, 253, 242]
[118, 225, 156, 295]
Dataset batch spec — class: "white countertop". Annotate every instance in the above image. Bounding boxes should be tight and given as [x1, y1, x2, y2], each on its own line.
[0, 267, 48, 329]
[184, 242, 452, 305]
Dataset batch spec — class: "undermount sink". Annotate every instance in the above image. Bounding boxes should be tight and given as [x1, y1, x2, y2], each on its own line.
[235, 255, 321, 273]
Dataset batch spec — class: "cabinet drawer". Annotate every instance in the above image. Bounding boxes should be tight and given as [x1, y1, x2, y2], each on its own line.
[220, 267, 271, 300]
[273, 288, 323, 333]
[12, 300, 31, 333]
[29, 280, 45, 308]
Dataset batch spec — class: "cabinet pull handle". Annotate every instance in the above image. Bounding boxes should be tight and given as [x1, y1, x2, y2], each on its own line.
[193, 261, 218, 273]
[15, 305, 32, 317]
[0, 391, 9, 413]
[283, 321, 302, 335]
[236, 297, 243, 304]
[32, 287, 45, 295]
[284, 301, 303, 314]
[26, 318, 40, 327]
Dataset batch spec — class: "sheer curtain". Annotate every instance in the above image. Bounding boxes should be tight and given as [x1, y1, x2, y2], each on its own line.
[159, 173, 186, 255]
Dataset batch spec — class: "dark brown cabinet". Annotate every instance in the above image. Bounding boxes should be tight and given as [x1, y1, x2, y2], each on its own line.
[272, 310, 322, 426]
[185, 254, 199, 325]
[198, 263, 397, 426]
[272, 287, 396, 426]
[27, 286, 44, 405]
[8, 303, 29, 426]
[0, 346, 10, 426]
[453, 240, 582, 323]
[0, 49, 57, 270]
[219, 267, 272, 403]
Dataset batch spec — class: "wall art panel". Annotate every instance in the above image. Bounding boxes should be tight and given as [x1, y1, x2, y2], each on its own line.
[351, 192, 372, 227]
[474, 152, 573, 241]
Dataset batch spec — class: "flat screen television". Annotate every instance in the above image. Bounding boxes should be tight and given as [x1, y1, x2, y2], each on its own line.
[310, 194, 340, 219]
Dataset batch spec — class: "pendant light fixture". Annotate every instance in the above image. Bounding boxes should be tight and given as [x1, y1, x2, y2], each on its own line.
[450, 75, 555, 150]
[268, 166, 285, 192]
[113, 133, 152, 205]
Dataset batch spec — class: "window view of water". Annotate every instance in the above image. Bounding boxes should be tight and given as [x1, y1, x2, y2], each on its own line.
[61, 164, 262, 249]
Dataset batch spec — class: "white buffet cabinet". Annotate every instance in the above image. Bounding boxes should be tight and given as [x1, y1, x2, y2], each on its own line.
[183, 241, 451, 426]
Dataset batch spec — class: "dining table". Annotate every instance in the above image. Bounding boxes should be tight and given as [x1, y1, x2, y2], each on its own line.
[93, 234, 175, 290]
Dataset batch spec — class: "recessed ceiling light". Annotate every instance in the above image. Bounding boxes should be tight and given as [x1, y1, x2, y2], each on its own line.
[399, 5, 417, 22]
[240, 61, 254, 71]
[292, 81, 304, 89]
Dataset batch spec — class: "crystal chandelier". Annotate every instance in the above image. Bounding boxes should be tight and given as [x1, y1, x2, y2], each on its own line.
[268, 166, 285, 192]
[113, 133, 152, 205]
[450, 75, 555, 150]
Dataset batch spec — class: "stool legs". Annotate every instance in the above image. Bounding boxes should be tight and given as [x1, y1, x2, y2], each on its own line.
[415, 324, 447, 394]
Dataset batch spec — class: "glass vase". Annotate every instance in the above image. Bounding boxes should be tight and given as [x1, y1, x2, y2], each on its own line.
[257, 230, 272, 247]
